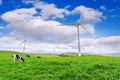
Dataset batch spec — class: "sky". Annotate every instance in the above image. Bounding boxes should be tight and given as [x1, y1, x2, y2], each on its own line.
[0, 0, 120, 54]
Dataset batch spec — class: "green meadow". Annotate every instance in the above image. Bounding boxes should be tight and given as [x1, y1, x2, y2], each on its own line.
[0, 50, 120, 80]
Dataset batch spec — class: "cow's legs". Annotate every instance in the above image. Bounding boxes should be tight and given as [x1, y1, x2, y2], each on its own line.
[14, 58, 16, 62]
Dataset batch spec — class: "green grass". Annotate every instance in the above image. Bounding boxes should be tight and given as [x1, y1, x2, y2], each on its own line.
[0, 50, 120, 80]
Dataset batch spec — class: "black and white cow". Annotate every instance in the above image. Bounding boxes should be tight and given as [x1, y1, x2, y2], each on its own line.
[12, 54, 25, 62]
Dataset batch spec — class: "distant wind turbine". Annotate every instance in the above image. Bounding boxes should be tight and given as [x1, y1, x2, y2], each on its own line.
[19, 40, 27, 53]
[19, 34, 28, 53]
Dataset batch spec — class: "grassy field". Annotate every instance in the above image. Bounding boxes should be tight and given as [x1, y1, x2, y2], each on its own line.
[0, 50, 120, 80]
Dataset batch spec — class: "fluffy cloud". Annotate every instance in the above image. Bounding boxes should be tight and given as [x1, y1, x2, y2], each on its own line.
[6, 18, 95, 43]
[98, 36, 120, 46]
[7, 18, 76, 43]
[80, 36, 120, 48]
[71, 5, 104, 35]
[23, 0, 70, 19]
[34, 2, 70, 19]
[0, 36, 20, 51]
[1, 8, 37, 22]
[72, 5, 104, 23]
[72, 36, 120, 53]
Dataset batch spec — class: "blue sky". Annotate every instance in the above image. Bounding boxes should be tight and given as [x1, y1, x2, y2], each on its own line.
[0, 0, 120, 54]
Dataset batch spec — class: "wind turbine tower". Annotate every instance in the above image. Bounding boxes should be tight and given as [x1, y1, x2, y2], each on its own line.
[58, 8, 85, 56]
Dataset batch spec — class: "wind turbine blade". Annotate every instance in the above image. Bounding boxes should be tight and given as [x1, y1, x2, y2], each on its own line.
[19, 41, 25, 45]
[79, 7, 85, 22]
[58, 23, 80, 27]
[81, 25, 91, 34]
[58, 23, 76, 26]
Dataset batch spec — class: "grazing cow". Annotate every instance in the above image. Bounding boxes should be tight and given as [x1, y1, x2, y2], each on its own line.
[12, 54, 25, 62]
[37, 56, 41, 58]
[26, 55, 30, 58]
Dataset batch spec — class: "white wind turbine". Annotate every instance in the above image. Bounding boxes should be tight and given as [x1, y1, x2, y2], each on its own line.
[19, 39, 27, 53]
[58, 8, 86, 56]
[19, 34, 28, 53]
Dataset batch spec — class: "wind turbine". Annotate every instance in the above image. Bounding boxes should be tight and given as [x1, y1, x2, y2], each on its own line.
[19, 40, 27, 53]
[19, 33, 28, 53]
[58, 8, 85, 56]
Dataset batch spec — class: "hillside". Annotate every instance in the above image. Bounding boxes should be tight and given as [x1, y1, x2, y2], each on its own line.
[0, 50, 120, 80]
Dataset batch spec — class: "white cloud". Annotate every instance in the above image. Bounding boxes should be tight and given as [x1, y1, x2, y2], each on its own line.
[1, 8, 37, 22]
[22, 0, 70, 19]
[98, 36, 120, 45]
[2, 1, 70, 20]
[72, 5, 104, 23]
[7, 18, 76, 43]
[2, 9, 71, 41]
[70, 6, 104, 35]
[13, 8, 37, 14]
[34, 2, 70, 19]
[6, 17, 95, 43]
[0, 36, 20, 51]
[72, 36, 120, 53]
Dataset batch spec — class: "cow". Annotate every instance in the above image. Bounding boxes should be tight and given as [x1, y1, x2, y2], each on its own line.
[37, 56, 41, 58]
[12, 54, 25, 62]
[26, 55, 30, 58]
